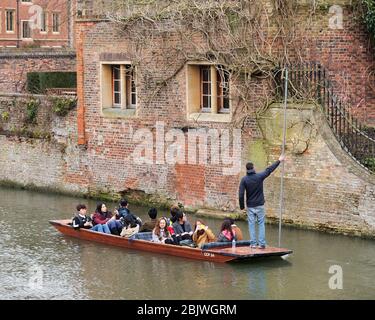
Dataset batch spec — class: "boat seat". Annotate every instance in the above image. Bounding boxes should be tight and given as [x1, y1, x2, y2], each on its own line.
[201, 240, 252, 250]
[129, 232, 153, 241]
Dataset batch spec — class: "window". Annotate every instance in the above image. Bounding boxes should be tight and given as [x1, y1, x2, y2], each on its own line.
[22, 21, 32, 39]
[217, 67, 230, 112]
[187, 64, 231, 121]
[6, 10, 15, 32]
[101, 63, 137, 111]
[112, 65, 121, 106]
[200, 66, 211, 112]
[40, 11, 47, 32]
[126, 65, 136, 109]
[52, 13, 60, 33]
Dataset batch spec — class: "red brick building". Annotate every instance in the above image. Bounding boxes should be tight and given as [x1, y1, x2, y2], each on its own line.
[0, 0, 74, 48]
[69, 0, 375, 211]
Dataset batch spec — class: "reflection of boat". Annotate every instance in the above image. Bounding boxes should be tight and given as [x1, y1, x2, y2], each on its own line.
[49, 219, 293, 263]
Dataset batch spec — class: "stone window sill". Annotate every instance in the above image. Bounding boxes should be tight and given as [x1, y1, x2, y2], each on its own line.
[188, 112, 232, 123]
[102, 107, 137, 119]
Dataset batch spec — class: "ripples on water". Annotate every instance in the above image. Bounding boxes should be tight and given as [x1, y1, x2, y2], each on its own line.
[1, 187, 375, 299]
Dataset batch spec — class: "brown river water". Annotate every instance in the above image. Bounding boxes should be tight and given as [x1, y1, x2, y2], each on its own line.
[1, 187, 375, 299]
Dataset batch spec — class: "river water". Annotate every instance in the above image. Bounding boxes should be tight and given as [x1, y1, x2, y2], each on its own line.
[0, 187, 374, 299]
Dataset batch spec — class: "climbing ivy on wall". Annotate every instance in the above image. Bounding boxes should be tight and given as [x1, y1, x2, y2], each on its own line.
[361, 0, 375, 43]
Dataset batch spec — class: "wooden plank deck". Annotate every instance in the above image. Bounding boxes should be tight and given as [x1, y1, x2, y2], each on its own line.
[206, 246, 293, 259]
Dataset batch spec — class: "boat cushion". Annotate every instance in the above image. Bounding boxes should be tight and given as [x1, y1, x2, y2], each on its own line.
[201, 240, 252, 250]
[130, 232, 153, 241]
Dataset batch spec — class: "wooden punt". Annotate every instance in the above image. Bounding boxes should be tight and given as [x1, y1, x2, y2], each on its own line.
[49, 219, 293, 263]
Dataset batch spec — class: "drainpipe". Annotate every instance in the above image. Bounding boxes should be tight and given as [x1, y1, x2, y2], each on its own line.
[67, 0, 72, 48]
[16, 0, 20, 48]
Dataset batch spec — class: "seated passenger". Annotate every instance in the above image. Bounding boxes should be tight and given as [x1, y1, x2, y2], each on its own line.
[217, 219, 237, 242]
[72, 204, 110, 233]
[226, 217, 243, 241]
[170, 205, 180, 225]
[92, 202, 122, 235]
[115, 199, 131, 220]
[172, 211, 194, 245]
[120, 214, 140, 238]
[152, 217, 174, 244]
[139, 208, 158, 232]
[192, 219, 216, 248]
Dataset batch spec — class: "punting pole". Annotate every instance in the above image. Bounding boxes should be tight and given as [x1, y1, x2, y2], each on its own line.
[278, 68, 288, 248]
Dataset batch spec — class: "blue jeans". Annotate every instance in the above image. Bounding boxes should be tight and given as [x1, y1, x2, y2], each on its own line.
[91, 224, 111, 234]
[247, 206, 266, 247]
[107, 220, 123, 235]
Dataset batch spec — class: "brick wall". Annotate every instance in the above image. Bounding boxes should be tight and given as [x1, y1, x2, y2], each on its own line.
[280, 6, 375, 124]
[1, 2, 375, 237]
[0, 49, 76, 93]
[0, 0, 73, 48]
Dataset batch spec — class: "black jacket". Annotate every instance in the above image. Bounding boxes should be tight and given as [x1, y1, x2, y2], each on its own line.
[72, 214, 91, 230]
[239, 161, 280, 209]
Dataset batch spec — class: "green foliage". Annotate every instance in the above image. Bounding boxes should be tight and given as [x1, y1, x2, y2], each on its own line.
[27, 72, 77, 94]
[361, 0, 375, 43]
[1, 111, 10, 122]
[362, 157, 375, 172]
[51, 97, 77, 116]
[25, 99, 40, 124]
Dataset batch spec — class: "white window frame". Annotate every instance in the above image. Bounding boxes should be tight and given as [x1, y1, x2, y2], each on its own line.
[21, 20, 32, 40]
[186, 62, 232, 122]
[112, 65, 122, 107]
[52, 13, 60, 34]
[6, 10, 15, 33]
[100, 62, 138, 115]
[40, 11, 47, 33]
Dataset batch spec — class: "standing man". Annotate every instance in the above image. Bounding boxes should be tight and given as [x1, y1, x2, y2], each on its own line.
[239, 154, 285, 249]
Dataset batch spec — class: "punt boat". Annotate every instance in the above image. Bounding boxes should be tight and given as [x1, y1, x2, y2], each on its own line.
[50, 219, 292, 263]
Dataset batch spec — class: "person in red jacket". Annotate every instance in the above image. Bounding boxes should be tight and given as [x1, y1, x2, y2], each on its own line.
[92, 202, 122, 235]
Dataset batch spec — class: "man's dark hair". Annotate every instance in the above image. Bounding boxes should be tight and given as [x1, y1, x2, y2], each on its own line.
[170, 205, 180, 218]
[76, 204, 87, 211]
[124, 214, 138, 228]
[148, 208, 158, 219]
[120, 199, 128, 207]
[246, 162, 254, 170]
[175, 211, 184, 221]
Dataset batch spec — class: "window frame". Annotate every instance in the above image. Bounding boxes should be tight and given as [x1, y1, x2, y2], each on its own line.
[200, 66, 212, 113]
[112, 65, 122, 107]
[216, 67, 230, 114]
[52, 12, 60, 34]
[21, 20, 32, 40]
[40, 11, 47, 33]
[186, 62, 232, 122]
[6, 10, 15, 33]
[100, 62, 138, 116]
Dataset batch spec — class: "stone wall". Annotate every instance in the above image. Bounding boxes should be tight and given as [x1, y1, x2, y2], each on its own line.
[0, 49, 76, 94]
[257, 103, 375, 237]
[0, 93, 86, 195]
[1, 99, 375, 237]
